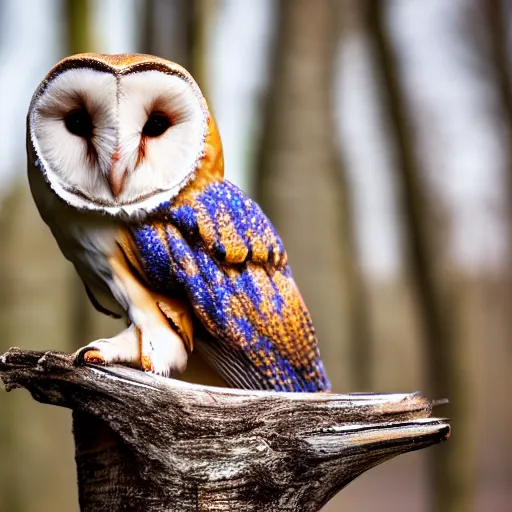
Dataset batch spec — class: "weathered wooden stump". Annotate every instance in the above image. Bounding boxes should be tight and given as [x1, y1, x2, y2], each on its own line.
[0, 348, 449, 511]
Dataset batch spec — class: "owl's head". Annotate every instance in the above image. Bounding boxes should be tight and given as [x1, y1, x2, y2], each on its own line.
[27, 53, 222, 216]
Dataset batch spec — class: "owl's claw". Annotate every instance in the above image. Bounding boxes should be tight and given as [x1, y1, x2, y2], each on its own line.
[138, 326, 188, 377]
[74, 346, 106, 366]
[73, 326, 140, 369]
[140, 352, 153, 373]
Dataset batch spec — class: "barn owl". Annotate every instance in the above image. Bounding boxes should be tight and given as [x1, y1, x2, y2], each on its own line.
[26, 53, 330, 392]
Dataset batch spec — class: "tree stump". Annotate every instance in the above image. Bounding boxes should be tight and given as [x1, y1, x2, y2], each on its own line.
[0, 348, 450, 511]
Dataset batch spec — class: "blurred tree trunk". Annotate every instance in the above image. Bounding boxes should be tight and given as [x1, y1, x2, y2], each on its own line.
[65, 0, 90, 55]
[483, 0, 512, 217]
[476, 2, 512, 492]
[336, 1, 373, 390]
[362, 1, 472, 511]
[141, 0, 193, 66]
[0, 185, 78, 511]
[479, 0, 512, 313]
[336, 143, 373, 389]
[140, 0, 213, 94]
[255, 0, 371, 391]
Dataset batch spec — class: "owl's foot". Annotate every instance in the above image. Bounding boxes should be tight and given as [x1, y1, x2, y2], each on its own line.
[73, 325, 140, 368]
[139, 325, 188, 377]
[73, 322, 189, 377]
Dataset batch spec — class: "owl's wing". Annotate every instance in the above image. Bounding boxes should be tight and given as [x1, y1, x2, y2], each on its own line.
[129, 180, 330, 392]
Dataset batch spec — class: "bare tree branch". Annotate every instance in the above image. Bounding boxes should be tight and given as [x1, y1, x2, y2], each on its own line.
[0, 348, 449, 511]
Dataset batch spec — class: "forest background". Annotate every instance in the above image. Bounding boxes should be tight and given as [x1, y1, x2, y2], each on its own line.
[0, 1, 510, 511]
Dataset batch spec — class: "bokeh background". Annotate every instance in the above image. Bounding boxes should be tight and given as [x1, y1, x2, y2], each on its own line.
[0, 0, 510, 511]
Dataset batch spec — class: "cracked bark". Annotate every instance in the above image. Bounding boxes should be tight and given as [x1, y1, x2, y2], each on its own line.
[0, 348, 450, 511]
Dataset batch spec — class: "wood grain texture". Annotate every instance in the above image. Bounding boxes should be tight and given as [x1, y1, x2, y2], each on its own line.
[0, 348, 450, 511]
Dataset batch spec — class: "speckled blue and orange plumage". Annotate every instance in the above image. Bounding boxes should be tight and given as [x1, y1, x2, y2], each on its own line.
[130, 179, 330, 392]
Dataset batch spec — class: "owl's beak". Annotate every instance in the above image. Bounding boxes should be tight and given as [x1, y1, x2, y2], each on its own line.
[109, 149, 127, 198]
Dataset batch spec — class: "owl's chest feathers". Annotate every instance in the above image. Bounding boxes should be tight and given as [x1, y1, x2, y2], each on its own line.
[59, 215, 120, 278]
[44, 199, 129, 316]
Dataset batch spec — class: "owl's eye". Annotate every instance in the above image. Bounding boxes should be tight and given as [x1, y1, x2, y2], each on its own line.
[143, 113, 171, 137]
[64, 109, 93, 138]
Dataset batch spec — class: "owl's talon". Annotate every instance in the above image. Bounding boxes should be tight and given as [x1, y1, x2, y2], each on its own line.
[74, 346, 106, 367]
[140, 354, 154, 373]
[137, 326, 187, 377]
